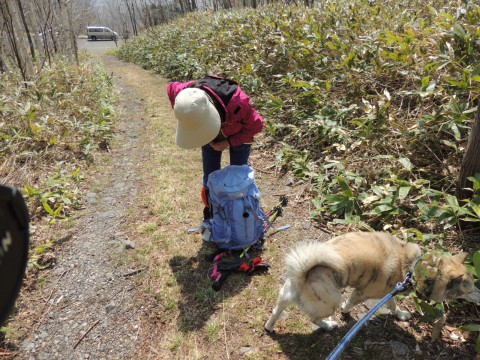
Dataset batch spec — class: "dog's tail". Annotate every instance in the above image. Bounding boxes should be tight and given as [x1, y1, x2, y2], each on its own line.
[285, 241, 344, 287]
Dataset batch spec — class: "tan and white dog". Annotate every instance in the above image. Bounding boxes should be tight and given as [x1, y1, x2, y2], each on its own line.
[265, 232, 480, 333]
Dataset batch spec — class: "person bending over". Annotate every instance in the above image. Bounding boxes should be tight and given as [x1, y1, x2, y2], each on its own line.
[167, 75, 264, 218]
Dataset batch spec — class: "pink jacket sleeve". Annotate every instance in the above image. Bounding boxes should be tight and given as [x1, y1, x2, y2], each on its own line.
[166, 81, 195, 108]
[221, 88, 264, 147]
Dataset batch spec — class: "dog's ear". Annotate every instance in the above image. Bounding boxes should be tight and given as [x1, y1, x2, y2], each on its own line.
[449, 274, 465, 289]
[452, 252, 468, 264]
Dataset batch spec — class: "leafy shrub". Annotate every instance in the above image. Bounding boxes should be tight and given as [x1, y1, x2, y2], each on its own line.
[0, 53, 115, 221]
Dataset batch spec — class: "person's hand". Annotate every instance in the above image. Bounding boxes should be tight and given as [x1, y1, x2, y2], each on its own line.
[209, 140, 229, 152]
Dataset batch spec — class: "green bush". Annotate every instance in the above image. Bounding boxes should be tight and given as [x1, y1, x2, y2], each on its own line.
[0, 53, 115, 221]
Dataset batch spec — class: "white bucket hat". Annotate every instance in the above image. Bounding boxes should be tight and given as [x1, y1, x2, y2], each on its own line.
[173, 88, 221, 149]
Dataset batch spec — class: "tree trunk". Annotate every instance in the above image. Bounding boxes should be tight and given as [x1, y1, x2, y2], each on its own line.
[125, 0, 138, 36]
[0, 8, 9, 72]
[180, 0, 186, 13]
[140, 0, 153, 28]
[16, 0, 35, 59]
[56, 0, 74, 64]
[4, 0, 34, 79]
[0, 31, 9, 73]
[38, 0, 58, 61]
[456, 104, 480, 201]
[25, 0, 45, 64]
[65, 0, 79, 65]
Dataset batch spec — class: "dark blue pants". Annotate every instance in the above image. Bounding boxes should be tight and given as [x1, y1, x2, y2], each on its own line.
[202, 143, 251, 186]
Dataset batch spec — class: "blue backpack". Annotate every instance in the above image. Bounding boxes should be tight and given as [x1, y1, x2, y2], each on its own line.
[204, 165, 266, 251]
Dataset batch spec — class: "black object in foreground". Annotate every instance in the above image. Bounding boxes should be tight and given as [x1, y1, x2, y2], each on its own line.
[0, 185, 30, 325]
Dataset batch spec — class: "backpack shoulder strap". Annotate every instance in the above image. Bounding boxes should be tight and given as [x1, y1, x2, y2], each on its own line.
[204, 74, 238, 85]
[196, 76, 239, 106]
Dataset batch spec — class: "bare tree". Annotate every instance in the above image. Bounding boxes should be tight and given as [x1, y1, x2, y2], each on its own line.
[1, 0, 34, 79]
[125, 0, 139, 36]
[456, 104, 480, 206]
[16, 0, 36, 59]
[36, 0, 58, 64]
[190, 0, 198, 11]
[147, 0, 169, 26]
[48, 0, 77, 65]
[221, 0, 232, 9]
[0, 0, 82, 76]
[0, 16, 10, 72]
[64, 0, 79, 65]
[24, 0, 46, 64]
[71, 0, 97, 35]
[139, 0, 154, 27]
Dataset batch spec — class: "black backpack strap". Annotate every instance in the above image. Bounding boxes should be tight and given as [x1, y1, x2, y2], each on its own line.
[196, 75, 239, 106]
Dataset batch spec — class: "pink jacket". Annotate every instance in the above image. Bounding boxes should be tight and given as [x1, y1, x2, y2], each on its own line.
[167, 80, 264, 147]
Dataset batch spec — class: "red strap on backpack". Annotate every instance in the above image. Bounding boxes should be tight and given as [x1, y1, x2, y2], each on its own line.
[201, 186, 209, 207]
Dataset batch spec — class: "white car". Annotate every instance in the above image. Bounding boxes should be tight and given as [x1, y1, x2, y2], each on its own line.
[86, 26, 118, 41]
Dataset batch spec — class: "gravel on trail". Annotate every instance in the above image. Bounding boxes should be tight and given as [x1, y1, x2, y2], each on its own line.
[10, 48, 153, 360]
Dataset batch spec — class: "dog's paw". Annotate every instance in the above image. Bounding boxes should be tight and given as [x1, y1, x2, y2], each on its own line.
[394, 309, 412, 321]
[313, 319, 339, 331]
[340, 301, 350, 314]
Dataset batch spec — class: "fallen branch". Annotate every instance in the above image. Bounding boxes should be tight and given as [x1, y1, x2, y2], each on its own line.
[0, 351, 15, 356]
[73, 319, 100, 349]
[122, 268, 146, 277]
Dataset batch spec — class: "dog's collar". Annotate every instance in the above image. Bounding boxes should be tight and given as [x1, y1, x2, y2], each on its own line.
[412, 250, 443, 301]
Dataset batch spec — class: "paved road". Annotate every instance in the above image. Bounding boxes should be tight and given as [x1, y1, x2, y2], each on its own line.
[77, 37, 123, 54]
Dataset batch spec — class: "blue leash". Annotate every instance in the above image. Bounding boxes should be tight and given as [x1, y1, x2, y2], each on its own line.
[326, 272, 413, 360]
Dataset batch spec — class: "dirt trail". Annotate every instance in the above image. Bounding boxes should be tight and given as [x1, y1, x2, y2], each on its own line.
[8, 53, 161, 359]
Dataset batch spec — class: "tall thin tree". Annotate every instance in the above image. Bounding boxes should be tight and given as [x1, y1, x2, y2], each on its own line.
[2, 0, 34, 79]
[456, 104, 480, 207]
